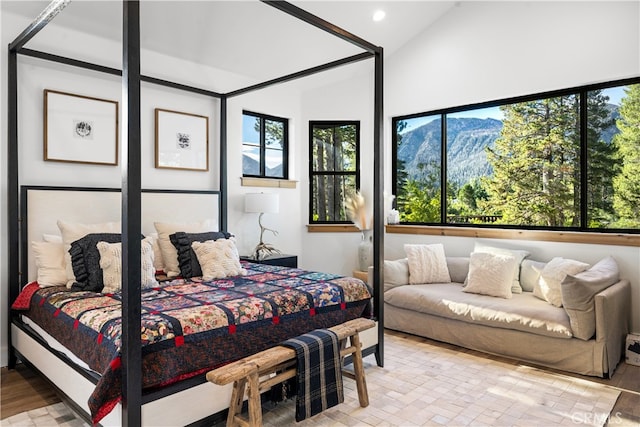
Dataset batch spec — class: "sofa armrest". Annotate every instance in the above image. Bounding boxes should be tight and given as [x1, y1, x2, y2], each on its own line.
[595, 279, 630, 376]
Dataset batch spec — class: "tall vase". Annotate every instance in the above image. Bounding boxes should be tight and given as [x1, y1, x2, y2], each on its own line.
[358, 229, 373, 271]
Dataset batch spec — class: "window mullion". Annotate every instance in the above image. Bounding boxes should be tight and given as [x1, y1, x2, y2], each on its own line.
[441, 113, 447, 225]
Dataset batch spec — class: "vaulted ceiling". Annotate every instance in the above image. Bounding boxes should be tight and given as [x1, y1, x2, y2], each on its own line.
[3, 1, 456, 91]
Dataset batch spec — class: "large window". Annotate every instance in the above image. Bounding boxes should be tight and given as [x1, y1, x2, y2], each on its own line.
[393, 78, 640, 232]
[242, 111, 288, 179]
[310, 121, 360, 223]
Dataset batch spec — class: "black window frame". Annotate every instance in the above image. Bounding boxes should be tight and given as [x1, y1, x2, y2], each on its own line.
[242, 110, 289, 179]
[392, 76, 640, 234]
[309, 120, 361, 224]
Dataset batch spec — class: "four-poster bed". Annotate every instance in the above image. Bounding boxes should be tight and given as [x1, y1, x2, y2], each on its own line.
[7, 1, 385, 425]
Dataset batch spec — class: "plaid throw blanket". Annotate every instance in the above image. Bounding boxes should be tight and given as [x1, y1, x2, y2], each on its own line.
[282, 329, 344, 421]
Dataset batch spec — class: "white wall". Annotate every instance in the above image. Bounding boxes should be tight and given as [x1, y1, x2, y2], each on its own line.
[226, 86, 304, 259]
[381, 1, 640, 333]
[299, 64, 376, 274]
[0, 10, 303, 366]
[297, 1, 639, 332]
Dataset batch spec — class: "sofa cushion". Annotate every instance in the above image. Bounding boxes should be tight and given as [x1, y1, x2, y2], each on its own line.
[383, 258, 409, 292]
[383, 257, 469, 293]
[520, 259, 546, 292]
[405, 243, 451, 284]
[446, 257, 469, 284]
[561, 256, 619, 340]
[533, 257, 589, 307]
[463, 252, 516, 299]
[385, 283, 573, 339]
[473, 243, 529, 294]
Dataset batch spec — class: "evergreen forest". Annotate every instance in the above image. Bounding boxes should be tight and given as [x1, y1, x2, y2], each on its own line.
[395, 84, 640, 230]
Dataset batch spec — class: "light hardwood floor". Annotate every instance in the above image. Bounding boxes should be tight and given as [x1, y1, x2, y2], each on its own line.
[2, 331, 639, 424]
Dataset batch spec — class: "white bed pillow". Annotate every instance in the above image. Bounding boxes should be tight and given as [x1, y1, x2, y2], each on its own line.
[473, 243, 529, 294]
[97, 237, 158, 294]
[42, 233, 62, 243]
[32, 241, 67, 287]
[404, 243, 451, 284]
[147, 232, 165, 272]
[533, 257, 590, 307]
[154, 220, 216, 277]
[191, 239, 246, 280]
[57, 220, 121, 288]
[463, 252, 516, 299]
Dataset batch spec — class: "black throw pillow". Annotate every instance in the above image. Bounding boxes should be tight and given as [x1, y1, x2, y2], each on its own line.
[69, 233, 144, 292]
[170, 231, 232, 278]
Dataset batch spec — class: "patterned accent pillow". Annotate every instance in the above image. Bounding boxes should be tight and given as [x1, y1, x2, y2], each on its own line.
[463, 252, 516, 299]
[69, 233, 125, 292]
[169, 231, 232, 278]
[97, 236, 158, 294]
[191, 239, 246, 280]
[404, 243, 451, 284]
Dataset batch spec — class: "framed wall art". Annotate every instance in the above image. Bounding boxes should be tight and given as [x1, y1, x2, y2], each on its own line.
[155, 108, 209, 171]
[44, 89, 119, 165]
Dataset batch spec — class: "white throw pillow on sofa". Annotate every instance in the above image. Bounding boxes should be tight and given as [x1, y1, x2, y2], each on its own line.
[520, 259, 547, 292]
[533, 257, 589, 307]
[404, 243, 451, 284]
[473, 243, 529, 294]
[463, 252, 516, 299]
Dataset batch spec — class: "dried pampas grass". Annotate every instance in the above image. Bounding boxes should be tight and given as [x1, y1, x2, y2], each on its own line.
[345, 191, 371, 230]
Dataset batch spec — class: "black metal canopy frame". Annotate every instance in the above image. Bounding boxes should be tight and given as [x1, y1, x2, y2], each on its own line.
[6, 1, 384, 425]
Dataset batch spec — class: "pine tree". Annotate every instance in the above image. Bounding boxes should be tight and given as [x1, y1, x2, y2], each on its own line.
[394, 120, 410, 215]
[485, 96, 580, 227]
[612, 84, 640, 228]
[586, 90, 620, 227]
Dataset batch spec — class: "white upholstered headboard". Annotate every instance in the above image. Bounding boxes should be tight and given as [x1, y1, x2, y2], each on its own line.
[22, 186, 221, 283]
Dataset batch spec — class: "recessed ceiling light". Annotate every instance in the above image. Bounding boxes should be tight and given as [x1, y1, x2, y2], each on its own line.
[372, 10, 386, 22]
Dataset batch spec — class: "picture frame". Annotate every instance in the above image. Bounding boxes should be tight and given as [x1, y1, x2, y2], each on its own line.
[155, 108, 209, 171]
[44, 89, 119, 166]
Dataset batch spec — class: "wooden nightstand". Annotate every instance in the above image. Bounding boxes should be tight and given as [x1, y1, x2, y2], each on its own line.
[240, 254, 298, 268]
[352, 269, 368, 284]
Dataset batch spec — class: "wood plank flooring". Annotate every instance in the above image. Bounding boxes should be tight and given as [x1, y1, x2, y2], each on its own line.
[1, 363, 61, 419]
[2, 331, 639, 424]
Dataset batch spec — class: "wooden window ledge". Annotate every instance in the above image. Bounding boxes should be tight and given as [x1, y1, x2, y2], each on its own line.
[241, 177, 297, 188]
[385, 225, 640, 247]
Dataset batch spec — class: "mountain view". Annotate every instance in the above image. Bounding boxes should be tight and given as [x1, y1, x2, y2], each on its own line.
[242, 155, 283, 177]
[397, 105, 621, 188]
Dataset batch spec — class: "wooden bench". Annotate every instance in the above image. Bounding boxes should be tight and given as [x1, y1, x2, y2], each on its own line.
[206, 317, 376, 427]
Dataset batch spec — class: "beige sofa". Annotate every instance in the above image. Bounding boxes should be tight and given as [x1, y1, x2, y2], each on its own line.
[376, 256, 631, 378]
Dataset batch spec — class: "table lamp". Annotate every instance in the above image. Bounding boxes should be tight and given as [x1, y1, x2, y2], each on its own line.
[244, 192, 280, 260]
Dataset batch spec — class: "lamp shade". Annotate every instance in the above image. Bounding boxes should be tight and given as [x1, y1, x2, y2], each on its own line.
[244, 193, 279, 214]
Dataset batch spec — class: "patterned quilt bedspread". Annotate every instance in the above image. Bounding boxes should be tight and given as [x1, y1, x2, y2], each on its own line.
[19, 261, 372, 424]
